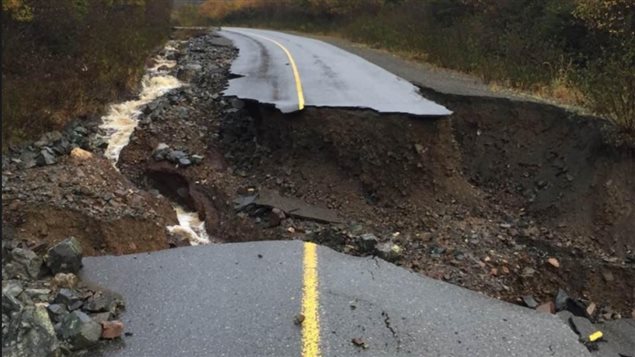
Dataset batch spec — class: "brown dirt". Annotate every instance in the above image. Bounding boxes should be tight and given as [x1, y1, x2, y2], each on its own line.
[2, 154, 176, 256]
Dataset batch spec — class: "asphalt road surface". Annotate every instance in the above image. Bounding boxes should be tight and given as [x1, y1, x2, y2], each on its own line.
[219, 28, 452, 116]
[82, 241, 589, 357]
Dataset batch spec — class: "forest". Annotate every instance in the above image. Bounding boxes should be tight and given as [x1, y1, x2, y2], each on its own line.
[2, 0, 172, 148]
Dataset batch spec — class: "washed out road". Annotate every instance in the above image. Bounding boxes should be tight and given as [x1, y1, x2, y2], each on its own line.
[81, 29, 593, 356]
[219, 27, 452, 115]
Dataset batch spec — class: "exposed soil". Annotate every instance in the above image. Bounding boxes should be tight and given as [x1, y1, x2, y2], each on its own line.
[2, 152, 175, 255]
[3, 30, 633, 321]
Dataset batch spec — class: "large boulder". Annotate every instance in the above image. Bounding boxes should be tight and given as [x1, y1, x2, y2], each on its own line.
[59, 311, 101, 350]
[7, 248, 43, 280]
[45, 238, 82, 274]
[3, 305, 59, 357]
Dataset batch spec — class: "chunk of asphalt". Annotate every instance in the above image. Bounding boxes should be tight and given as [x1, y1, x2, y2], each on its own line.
[255, 190, 341, 223]
[569, 316, 596, 341]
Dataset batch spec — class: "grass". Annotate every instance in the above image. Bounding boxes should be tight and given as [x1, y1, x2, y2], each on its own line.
[2, 0, 172, 150]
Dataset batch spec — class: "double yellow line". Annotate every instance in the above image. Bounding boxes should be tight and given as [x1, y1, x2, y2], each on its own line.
[245, 32, 306, 111]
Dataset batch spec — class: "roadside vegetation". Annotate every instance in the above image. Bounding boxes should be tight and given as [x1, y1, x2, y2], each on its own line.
[198, 0, 634, 132]
[1, 0, 172, 149]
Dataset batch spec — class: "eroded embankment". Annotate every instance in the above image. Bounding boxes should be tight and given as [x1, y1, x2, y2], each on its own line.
[108, 30, 633, 315]
[213, 98, 634, 315]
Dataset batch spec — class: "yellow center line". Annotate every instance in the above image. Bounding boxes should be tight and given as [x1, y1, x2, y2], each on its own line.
[245, 32, 305, 111]
[301, 242, 321, 357]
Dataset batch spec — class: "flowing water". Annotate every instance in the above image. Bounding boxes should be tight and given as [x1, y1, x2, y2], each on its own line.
[99, 42, 211, 246]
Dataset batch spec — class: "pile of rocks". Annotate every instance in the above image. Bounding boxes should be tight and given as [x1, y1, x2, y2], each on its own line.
[7, 122, 105, 170]
[152, 143, 204, 167]
[2, 237, 125, 356]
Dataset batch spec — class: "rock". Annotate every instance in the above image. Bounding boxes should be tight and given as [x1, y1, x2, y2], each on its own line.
[19, 151, 37, 169]
[2, 291, 23, 314]
[84, 290, 121, 313]
[11, 305, 60, 356]
[9, 248, 43, 279]
[69, 148, 92, 160]
[177, 63, 202, 82]
[522, 295, 539, 309]
[53, 288, 82, 309]
[536, 302, 555, 314]
[60, 311, 102, 350]
[36, 149, 57, 166]
[546, 257, 560, 268]
[555, 289, 569, 311]
[357, 233, 378, 253]
[47, 304, 69, 323]
[89, 312, 111, 323]
[100, 320, 124, 339]
[51, 273, 79, 290]
[586, 302, 597, 317]
[178, 157, 192, 166]
[520, 267, 536, 278]
[167, 150, 187, 163]
[45, 237, 83, 274]
[376, 242, 402, 262]
[414, 143, 426, 155]
[24, 288, 50, 301]
[268, 208, 286, 227]
[190, 154, 204, 164]
[351, 337, 368, 349]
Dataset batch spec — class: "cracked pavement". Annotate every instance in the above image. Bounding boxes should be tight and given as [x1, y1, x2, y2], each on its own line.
[82, 241, 589, 356]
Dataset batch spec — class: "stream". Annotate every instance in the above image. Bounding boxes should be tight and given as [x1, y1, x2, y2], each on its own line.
[99, 41, 210, 246]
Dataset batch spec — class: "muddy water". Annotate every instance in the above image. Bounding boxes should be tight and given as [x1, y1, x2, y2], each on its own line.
[99, 42, 211, 246]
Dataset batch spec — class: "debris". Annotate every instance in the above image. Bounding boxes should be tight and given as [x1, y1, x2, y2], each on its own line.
[60, 311, 102, 350]
[376, 242, 402, 262]
[53, 288, 83, 310]
[585, 302, 597, 318]
[555, 289, 569, 312]
[52, 273, 79, 290]
[294, 314, 305, 326]
[255, 190, 341, 223]
[522, 295, 539, 309]
[357, 233, 379, 253]
[351, 338, 368, 349]
[536, 302, 555, 314]
[9, 248, 43, 279]
[100, 320, 124, 339]
[70, 148, 93, 160]
[546, 257, 560, 268]
[45, 237, 83, 274]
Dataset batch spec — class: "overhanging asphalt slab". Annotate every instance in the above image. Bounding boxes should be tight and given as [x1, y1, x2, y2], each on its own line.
[219, 28, 452, 116]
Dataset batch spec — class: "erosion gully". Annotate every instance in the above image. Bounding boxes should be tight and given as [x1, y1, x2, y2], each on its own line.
[99, 41, 209, 245]
[101, 31, 633, 318]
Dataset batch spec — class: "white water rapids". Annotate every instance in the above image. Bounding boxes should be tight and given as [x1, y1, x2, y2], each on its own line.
[99, 42, 210, 245]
